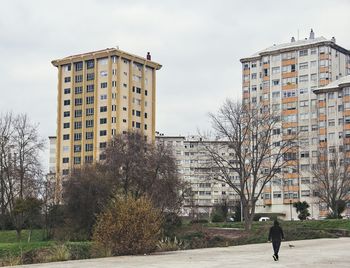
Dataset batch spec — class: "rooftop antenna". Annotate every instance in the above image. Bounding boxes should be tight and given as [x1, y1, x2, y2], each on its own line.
[115, 45, 119, 49]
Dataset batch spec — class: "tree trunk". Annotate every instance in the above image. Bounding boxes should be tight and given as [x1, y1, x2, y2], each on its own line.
[16, 229, 22, 242]
[28, 229, 32, 243]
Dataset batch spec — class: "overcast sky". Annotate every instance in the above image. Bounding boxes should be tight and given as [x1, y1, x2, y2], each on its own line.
[1, 0, 350, 170]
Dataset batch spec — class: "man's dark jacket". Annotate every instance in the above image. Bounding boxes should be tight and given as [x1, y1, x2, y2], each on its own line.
[268, 225, 284, 241]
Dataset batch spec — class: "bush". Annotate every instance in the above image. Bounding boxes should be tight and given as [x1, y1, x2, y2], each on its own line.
[211, 213, 225, 223]
[190, 219, 208, 224]
[163, 212, 182, 237]
[92, 195, 163, 256]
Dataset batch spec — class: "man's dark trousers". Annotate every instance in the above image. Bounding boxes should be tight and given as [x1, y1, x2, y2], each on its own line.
[272, 240, 281, 258]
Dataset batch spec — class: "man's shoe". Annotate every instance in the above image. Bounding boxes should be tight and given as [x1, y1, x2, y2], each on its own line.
[273, 255, 277, 261]
[276, 254, 279, 261]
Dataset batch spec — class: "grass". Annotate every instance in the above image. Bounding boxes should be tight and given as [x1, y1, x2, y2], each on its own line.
[0, 229, 46, 243]
[205, 219, 350, 231]
[0, 241, 54, 258]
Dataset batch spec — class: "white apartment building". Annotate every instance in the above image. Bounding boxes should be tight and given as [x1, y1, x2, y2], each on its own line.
[241, 30, 350, 219]
[156, 135, 240, 217]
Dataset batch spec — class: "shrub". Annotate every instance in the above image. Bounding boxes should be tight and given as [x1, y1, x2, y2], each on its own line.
[156, 236, 188, 251]
[190, 219, 208, 224]
[211, 213, 225, 223]
[66, 242, 92, 260]
[92, 195, 163, 256]
[46, 244, 70, 262]
[163, 212, 182, 237]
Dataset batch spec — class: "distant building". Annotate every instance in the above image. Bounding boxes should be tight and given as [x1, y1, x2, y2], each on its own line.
[156, 135, 240, 217]
[313, 75, 350, 218]
[240, 30, 350, 219]
[52, 48, 161, 196]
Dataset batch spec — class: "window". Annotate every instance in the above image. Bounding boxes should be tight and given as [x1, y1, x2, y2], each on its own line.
[74, 145, 81, 153]
[64, 111, 70, 117]
[100, 106, 107, 112]
[74, 133, 82, 141]
[100, 130, 107, 136]
[272, 80, 280, 86]
[273, 128, 281, 135]
[86, 96, 94, 104]
[64, 100, 70, 106]
[300, 113, 308, 120]
[86, 73, 94, 81]
[75, 86, 83, 94]
[64, 77, 71, 83]
[100, 94, 107, 100]
[85, 156, 93, 163]
[300, 125, 308, 132]
[299, 62, 308, 70]
[85, 144, 93, 152]
[86, 84, 94, 92]
[311, 73, 317, 81]
[86, 60, 94, 69]
[282, 77, 297, 85]
[272, 67, 280, 74]
[74, 98, 82, 106]
[63, 134, 69, 140]
[273, 191, 282, 198]
[74, 110, 82, 118]
[86, 120, 94, 128]
[251, 73, 257, 79]
[62, 169, 69, 175]
[301, 190, 311, 197]
[64, 64, 71, 71]
[86, 108, 94, 116]
[62, 157, 69, 164]
[329, 119, 335, 126]
[300, 100, 309, 107]
[299, 49, 308, 57]
[64, 88, 71, 94]
[100, 142, 107, 149]
[300, 151, 309, 158]
[299, 88, 308, 95]
[74, 121, 82, 129]
[136, 122, 141, 129]
[75, 75, 83, 83]
[101, 82, 108, 88]
[63, 122, 70, 129]
[299, 75, 308, 82]
[282, 101, 296, 110]
[75, 62, 83, 71]
[100, 118, 107, 124]
[74, 157, 81, 165]
[86, 132, 93, 140]
[283, 90, 296, 98]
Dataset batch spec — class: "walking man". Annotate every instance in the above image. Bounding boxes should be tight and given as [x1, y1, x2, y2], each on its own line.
[268, 220, 284, 261]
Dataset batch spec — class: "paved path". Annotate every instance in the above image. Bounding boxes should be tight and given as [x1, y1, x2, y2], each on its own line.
[8, 238, 350, 268]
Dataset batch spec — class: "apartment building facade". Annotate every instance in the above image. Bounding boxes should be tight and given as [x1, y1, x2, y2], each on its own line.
[52, 48, 161, 193]
[240, 30, 350, 219]
[313, 75, 350, 217]
[156, 135, 240, 217]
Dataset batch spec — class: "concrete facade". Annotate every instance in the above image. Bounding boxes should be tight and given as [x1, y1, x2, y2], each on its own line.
[241, 30, 350, 219]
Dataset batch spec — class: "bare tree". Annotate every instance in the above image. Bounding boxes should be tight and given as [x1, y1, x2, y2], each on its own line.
[103, 132, 185, 213]
[204, 100, 298, 231]
[0, 112, 14, 230]
[311, 149, 350, 218]
[0, 113, 45, 239]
